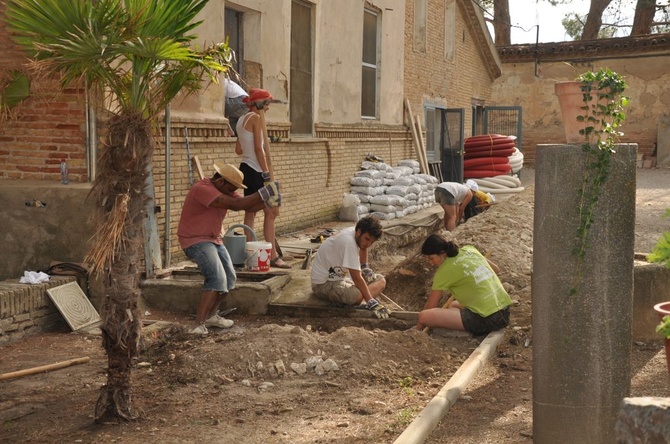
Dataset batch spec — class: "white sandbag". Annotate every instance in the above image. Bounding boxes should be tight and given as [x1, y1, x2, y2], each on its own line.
[353, 192, 371, 203]
[370, 194, 400, 205]
[394, 197, 410, 208]
[338, 193, 361, 222]
[416, 174, 438, 184]
[350, 186, 381, 196]
[370, 204, 398, 214]
[370, 211, 396, 220]
[391, 177, 415, 186]
[386, 185, 409, 196]
[350, 176, 376, 187]
[392, 166, 414, 176]
[397, 159, 420, 169]
[357, 204, 369, 215]
[354, 169, 384, 179]
[407, 184, 421, 195]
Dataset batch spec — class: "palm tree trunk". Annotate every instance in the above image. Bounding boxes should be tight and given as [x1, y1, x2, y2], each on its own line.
[91, 113, 153, 422]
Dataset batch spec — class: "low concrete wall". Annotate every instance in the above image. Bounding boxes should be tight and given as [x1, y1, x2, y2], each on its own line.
[0, 180, 96, 281]
[0, 276, 75, 345]
[633, 260, 670, 341]
[139, 272, 292, 316]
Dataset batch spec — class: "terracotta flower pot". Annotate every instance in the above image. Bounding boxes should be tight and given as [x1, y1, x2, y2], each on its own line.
[653, 301, 670, 374]
[554, 81, 610, 144]
[554, 81, 585, 143]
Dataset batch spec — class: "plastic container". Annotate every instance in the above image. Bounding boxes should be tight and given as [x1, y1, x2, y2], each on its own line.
[223, 224, 256, 266]
[60, 160, 69, 184]
[245, 241, 272, 272]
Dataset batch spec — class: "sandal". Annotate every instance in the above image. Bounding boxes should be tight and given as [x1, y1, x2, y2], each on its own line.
[270, 257, 292, 269]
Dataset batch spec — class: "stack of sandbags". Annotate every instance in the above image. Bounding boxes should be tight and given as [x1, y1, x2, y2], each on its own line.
[346, 158, 438, 221]
[463, 134, 516, 179]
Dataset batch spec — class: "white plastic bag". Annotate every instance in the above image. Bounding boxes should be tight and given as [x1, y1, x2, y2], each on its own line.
[339, 193, 360, 222]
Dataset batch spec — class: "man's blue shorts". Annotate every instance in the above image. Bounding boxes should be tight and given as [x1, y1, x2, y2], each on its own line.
[183, 242, 237, 293]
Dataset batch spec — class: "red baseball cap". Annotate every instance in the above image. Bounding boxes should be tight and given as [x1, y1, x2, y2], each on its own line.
[243, 88, 272, 103]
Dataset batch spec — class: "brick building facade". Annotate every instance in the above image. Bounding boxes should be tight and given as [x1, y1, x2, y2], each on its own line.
[0, 0, 501, 279]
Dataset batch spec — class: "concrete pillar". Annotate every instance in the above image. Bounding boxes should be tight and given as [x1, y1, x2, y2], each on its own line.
[532, 143, 637, 444]
[657, 116, 670, 167]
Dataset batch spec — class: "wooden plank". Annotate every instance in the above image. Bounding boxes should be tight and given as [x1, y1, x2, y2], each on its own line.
[414, 114, 430, 174]
[191, 155, 204, 181]
[404, 99, 425, 172]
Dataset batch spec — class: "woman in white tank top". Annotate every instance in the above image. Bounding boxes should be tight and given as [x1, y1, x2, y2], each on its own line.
[234, 88, 291, 269]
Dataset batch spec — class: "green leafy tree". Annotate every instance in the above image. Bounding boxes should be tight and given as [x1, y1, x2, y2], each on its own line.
[5, 0, 231, 422]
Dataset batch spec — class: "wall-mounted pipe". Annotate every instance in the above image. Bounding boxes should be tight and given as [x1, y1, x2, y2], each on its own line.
[164, 104, 172, 267]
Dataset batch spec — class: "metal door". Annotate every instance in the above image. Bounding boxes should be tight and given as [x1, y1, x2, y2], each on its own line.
[425, 107, 464, 183]
[483, 106, 523, 151]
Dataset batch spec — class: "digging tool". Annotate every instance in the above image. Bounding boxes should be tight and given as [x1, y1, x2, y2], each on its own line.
[301, 248, 314, 270]
[379, 293, 404, 312]
[185, 127, 194, 187]
[0, 357, 90, 381]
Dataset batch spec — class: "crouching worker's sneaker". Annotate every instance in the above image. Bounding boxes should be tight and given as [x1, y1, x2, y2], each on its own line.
[190, 324, 209, 335]
[204, 314, 234, 329]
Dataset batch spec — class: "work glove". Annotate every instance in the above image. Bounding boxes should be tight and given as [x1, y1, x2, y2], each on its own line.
[361, 267, 375, 284]
[261, 171, 271, 184]
[258, 180, 281, 207]
[365, 298, 389, 319]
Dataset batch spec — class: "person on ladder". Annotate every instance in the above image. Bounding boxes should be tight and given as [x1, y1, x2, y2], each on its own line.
[235, 88, 291, 269]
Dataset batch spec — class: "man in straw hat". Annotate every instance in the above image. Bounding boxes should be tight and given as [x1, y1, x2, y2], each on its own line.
[178, 162, 281, 335]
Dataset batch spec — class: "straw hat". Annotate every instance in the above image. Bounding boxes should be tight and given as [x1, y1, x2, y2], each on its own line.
[213, 163, 246, 189]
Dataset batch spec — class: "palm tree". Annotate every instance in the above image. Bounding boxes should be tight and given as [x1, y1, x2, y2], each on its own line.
[5, 0, 231, 422]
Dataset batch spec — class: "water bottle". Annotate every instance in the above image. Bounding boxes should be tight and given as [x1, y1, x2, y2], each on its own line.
[60, 159, 69, 184]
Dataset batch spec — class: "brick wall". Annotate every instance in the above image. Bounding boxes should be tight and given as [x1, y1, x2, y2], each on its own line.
[0, 3, 88, 182]
[0, 276, 75, 345]
[154, 116, 416, 264]
[491, 51, 670, 165]
[403, 0, 495, 137]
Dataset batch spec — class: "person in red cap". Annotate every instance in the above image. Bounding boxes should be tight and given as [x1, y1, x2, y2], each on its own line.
[234, 88, 291, 269]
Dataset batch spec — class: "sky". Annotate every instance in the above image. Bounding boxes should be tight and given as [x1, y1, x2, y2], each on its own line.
[508, 1, 591, 44]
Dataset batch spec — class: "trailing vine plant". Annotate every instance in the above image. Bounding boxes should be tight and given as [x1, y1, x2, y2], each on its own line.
[570, 68, 629, 295]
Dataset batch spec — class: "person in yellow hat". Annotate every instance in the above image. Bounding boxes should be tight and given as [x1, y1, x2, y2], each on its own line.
[234, 88, 291, 269]
[177, 162, 280, 335]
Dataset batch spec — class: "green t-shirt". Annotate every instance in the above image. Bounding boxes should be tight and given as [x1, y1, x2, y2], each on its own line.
[432, 245, 511, 317]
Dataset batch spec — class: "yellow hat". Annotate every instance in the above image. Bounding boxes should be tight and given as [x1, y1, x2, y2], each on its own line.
[213, 163, 246, 189]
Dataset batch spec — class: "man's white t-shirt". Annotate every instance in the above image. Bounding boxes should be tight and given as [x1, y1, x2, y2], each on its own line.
[310, 227, 360, 285]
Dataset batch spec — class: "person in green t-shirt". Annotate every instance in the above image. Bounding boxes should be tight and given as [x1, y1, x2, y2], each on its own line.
[416, 233, 512, 335]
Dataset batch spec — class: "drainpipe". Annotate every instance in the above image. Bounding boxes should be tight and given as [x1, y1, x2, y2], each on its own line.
[85, 85, 97, 181]
[164, 104, 172, 267]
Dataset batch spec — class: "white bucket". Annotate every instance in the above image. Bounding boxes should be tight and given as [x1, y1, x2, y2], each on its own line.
[245, 241, 272, 272]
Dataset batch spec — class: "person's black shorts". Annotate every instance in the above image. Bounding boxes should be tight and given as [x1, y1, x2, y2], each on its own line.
[434, 187, 456, 205]
[239, 162, 264, 196]
[461, 306, 510, 336]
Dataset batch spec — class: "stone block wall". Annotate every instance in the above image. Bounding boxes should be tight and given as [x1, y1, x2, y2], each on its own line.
[0, 276, 75, 345]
